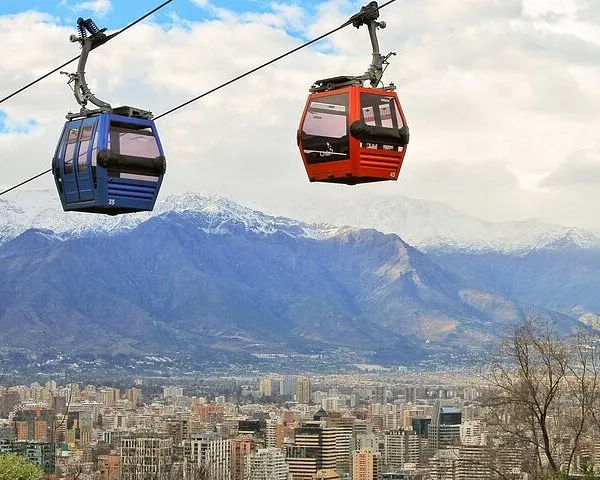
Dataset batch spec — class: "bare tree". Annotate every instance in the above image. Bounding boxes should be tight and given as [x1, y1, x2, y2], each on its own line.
[483, 318, 600, 479]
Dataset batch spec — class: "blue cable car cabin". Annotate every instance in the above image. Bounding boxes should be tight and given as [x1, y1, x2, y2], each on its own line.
[52, 109, 166, 215]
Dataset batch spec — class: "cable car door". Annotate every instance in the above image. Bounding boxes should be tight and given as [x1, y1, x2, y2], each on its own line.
[61, 121, 83, 204]
[74, 118, 97, 202]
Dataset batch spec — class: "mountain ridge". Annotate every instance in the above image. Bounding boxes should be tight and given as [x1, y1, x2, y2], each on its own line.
[1, 208, 574, 367]
[3, 190, 600, 253]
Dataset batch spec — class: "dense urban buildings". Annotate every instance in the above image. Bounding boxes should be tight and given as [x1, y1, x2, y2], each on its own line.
[0, 371, 576, 479]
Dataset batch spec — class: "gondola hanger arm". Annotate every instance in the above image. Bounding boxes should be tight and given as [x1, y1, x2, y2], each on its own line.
[62, 17, 112, 117]
[311, 1, 396, 92]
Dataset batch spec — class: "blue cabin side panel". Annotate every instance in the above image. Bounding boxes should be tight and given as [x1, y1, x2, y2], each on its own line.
[102, 114, 165, 212]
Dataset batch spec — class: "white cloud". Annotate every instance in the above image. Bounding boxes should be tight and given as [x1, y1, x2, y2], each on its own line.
[2, 1, 600, 231]
[76, 0, 112, 15]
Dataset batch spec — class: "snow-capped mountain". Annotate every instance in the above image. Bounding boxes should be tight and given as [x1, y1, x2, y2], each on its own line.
[0, 190, 340, 243]
[278, 193, 600, 252]
[0, 204, 576, 365]
[3, 189, 600, 252]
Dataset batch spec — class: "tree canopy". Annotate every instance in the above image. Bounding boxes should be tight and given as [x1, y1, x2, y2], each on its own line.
[0, 454, 43, 480]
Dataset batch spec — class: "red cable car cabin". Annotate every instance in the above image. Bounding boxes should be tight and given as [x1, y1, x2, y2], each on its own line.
[298, 83, 409, 185]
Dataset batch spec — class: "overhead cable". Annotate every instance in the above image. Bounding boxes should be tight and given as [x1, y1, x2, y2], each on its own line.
[0, 0, 174, 106]
[0, 0, 397, 198]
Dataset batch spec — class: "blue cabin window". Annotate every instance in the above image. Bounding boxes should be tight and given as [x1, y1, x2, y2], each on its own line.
[91, 123, 99, 167]
[77, 124, 93, 172]
[108, 124, 159, 158]
[64, 127, 79, 174]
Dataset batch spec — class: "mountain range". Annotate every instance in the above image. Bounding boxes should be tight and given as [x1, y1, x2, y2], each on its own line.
[0, 190, 598, 372]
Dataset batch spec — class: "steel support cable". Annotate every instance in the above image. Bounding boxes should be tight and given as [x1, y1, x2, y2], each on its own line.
[0, 0, 397, 197]
[0, 0, 174, 106]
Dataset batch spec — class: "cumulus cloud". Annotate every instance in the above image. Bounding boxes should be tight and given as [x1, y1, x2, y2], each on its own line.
[2, 0, 600, 231]
[75, 0, 112, 16]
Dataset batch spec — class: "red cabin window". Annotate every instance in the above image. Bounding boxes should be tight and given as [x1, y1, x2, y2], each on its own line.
[300, 93, 349, 164]
[360, 93, 403, 151]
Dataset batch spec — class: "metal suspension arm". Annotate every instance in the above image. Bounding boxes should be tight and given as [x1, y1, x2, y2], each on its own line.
[66, 18, 112, 112]
[348, 1, 392, 88]
[310, 2, 395, 92]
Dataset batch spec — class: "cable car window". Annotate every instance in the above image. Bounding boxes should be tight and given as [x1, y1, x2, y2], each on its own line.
[77, 125, 93, 172]
[91, 123, 99, 167]
[360, 93, 402, 127]
[360, 93, 403, 150]
[301, 93, 349, 164]
[109, 125, 160, 158]
[64, 127, 79, 174]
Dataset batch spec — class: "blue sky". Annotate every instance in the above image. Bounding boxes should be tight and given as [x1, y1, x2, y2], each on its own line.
[0, 0, 327, 29]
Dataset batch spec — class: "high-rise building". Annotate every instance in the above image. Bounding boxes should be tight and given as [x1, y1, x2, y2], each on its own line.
[165, 416, 191, 446]
[287, 421, 337, 480]
[163, 386, 184, 399]
[286, 444, 318, 480]
[98, 453, 121, 480]
[457, 444, 490, 480]
[66, 410, 92, 446]
[403, 405, 433, 430]
[231, 436, 255, 480]
[13, 408, 55, 442]
[187, 433, 232, 480]
[428, 447, 459, 480]
[322, 397, 341, 412]
[0, 391, 20, 418]
[259, 378, 273, 397]
[404, 387, 417, 403]
[384, 429, 423, 469]
[192, 403, 225, 425]
[244, 447, 289, 480]
[120, 436, 173, 480]
[281, 377, 297, 397]
[100, 388, 120, 407]
[459, 420, 484, 446]
[265, 420, 285, 449]
[125, 388, 141, 406]
[296, 377, 311, 405]
[326, 415, 354, 474]
[352, 448, 381, 480]
[374, 385, 387, 405]
[354, 432, 379, 452]
[428, 401, 461, 454]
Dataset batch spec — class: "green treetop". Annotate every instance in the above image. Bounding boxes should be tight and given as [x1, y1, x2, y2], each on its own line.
[0, 454, 43, 480]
